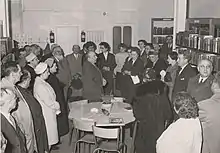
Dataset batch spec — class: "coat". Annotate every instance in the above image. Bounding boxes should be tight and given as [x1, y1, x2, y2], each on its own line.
[120, 57, 144, 102]
[0, 78, 36, 153]
[145, 58, 168, 79]
[133, 80, 172, 153]
[24, 64, 36, 92]
[1, 114, 27, 153]
[82, 61, 103, 101]
[33, 77, 60, 146]
[17, 86, 49, 153]
[97, 52, 117, 94]
[160, 43, 173, 60]
[187, 74, 214, 102]
[54, 57, 72, 100]
[172, 64, 197, 99]
[66, 53, 82, 77]
[198, 94, 220, 153]
[47, 74, 69, 137]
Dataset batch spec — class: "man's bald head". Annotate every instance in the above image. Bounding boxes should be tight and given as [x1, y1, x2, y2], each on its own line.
[197, 59, 213, 78]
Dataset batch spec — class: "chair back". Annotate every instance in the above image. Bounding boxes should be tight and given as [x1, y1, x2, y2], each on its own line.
[92, 126, 120, 139]
[73, 118, 93, 132]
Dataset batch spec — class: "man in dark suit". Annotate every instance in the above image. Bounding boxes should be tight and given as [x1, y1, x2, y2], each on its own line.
[160, 35, 173, 61]
[146, 50, 168, 79]
[172, 49, 197, 99]
[82, 51, 106, 102]
[17, 69, 49, 153]
[52, 46, 72, 101]
[187, 59, 214, 102]
[24, 53, 39, 92]
[0, 88, 27, 153]
[97, 42, 117, 94]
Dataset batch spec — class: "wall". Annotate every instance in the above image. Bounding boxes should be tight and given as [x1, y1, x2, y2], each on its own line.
[11, 0, 175, 50]
[189, 0, 220, 18]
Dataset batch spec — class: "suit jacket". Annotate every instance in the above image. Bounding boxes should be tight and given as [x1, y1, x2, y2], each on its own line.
[160, 43, 172, 60]
[122, 57, 144, 80]
[1, 114, 27, 153]
[187, 74, 214, 102]
[172, 64, 197, 99]
[17, 86, 49, 153]
[198, 94, 220, 153]
[66, 53, 82, 77]
[97, 52, 117, 76]
[24, 64, 36, 92]
[140, 51, 152, 67]
[82, 61, 103, 101]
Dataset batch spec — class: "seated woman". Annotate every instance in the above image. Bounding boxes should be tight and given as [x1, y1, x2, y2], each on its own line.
[132, 68, 172, 153]
[157, 92, 202, 153]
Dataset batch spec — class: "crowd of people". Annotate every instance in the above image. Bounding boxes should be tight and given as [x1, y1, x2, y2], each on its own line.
[1, 35, 220, 153]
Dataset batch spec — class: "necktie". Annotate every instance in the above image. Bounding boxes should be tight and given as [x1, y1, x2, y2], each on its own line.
[199, 78, 204, 84]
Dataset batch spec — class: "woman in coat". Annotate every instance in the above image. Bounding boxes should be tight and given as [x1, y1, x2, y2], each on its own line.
[45, 58, 69, 138]
[132, 69, 172, 153]
[33, 62, 60, 149]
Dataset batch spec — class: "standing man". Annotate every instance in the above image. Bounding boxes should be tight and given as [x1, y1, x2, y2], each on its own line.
[24, 53, 39, 92]
[82, 51, 106, 102]
[1, 61, 36, 153]
[198, 72, 220, 153]
[172, 49, 197, 99]
[97, 42, 116, 95]
[187, 59, 214, 102]
[66, 45, 82, 77]
[160, 35, 173, 61]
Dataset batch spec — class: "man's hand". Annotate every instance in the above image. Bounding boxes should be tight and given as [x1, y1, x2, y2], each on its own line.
[103, 66, 110, 71]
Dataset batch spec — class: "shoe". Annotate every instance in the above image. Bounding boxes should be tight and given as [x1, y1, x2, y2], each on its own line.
[50, 145, 59, 150]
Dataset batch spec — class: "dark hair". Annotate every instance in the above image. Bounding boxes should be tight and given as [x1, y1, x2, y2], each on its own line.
[146, 43, 154, 49]
[168, 52, 178, 61]
[138, 40, 147, 46]
[85, 41, 97, 51]
[118, 43, 127, 50]
[131, 47, 140, 56]
[173, 92, 198, 119]
[1, 61, 19, 77]
[166, 35, 173, 39]
[148, 50, 159, 56]
[178, 49, 192, 62]
[19, 69, 31, 83]
[99, 42, 111, 51]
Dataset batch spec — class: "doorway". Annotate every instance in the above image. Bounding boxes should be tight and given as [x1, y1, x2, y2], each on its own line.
[56, 25, 79, 56]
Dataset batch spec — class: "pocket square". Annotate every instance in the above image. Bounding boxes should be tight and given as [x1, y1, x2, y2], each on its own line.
[180, 78, 185, 81]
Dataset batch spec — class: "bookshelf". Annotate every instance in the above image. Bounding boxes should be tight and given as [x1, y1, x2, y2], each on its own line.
[151, 18, 174, 45]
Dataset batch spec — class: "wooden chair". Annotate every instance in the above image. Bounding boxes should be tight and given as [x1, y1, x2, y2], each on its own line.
[92, 125, 127, 153]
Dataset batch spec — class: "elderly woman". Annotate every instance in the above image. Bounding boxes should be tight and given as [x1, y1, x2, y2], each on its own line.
[120, 47, 144, 103]
[45, 58, 69, 138]
[133, 68, 172, 153]
[157, 92, 202, 153]
[33, 62, 60, 149]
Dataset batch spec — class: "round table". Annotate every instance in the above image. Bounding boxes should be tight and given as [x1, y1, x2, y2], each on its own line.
[68, 102, 135, 127]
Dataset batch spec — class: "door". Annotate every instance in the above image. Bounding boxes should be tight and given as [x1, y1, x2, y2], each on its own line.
[56, 26, 79, 56]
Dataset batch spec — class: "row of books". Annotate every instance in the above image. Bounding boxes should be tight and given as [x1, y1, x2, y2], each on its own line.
[190, 51, 220, 72]
[153, 27, 173, 35]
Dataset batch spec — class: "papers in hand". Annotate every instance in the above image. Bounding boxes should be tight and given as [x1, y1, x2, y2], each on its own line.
[131, 75, 140, 84]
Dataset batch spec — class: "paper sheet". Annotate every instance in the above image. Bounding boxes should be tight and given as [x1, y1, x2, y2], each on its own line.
[131, 75, 140, 84]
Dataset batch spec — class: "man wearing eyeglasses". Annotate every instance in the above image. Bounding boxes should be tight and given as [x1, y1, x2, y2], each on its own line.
[187, 59, 215, 102]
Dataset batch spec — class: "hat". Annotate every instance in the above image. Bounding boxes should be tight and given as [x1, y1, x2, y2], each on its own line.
[45, 58, 54, 67]
[34, 62, 48, 75]
[25, 53, 37, 62]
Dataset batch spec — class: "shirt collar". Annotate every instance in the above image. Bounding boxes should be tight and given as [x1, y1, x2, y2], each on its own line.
[199, 76, 208, 83]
